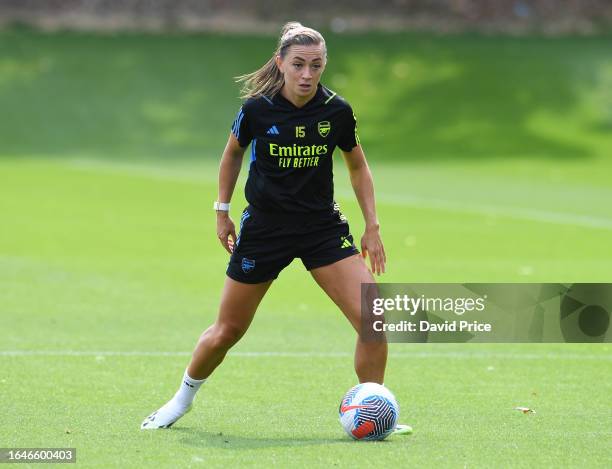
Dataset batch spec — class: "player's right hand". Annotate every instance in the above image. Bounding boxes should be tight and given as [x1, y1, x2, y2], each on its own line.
[216, 213, 237, 254]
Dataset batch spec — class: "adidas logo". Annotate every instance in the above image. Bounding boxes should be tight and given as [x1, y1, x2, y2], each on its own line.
[341, 236, 352, 249]
[266, 125, 280, 135]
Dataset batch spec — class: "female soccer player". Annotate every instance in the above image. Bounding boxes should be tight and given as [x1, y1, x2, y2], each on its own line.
[142, 22, 406, 433]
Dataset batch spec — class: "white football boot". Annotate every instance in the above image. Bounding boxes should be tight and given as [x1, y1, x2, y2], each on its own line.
[140, 399, 192, 430]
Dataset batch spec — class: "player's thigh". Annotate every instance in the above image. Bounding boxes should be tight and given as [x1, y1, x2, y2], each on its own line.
[309, 254, 374, 331]
[215, 276, 273, 332]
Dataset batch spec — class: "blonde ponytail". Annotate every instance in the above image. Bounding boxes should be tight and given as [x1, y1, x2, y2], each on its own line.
[236, 22, 327, 99]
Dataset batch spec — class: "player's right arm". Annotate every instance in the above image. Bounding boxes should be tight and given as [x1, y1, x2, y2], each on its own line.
[216, 133, 246, 254]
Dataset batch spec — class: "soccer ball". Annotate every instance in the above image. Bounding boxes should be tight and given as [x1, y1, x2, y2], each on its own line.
[339, 382, 399, 440]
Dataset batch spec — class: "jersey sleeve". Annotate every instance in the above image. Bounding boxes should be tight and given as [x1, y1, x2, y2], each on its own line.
[337, 107, 360, 152]
[230, 105, 252, 147]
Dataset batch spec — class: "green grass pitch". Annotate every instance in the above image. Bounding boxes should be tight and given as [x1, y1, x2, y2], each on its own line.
[1, 30, 611, 467]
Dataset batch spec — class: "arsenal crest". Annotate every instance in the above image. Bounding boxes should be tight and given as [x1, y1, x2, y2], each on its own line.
[317, 121, 331, 138]
[241, 258, 255, 273]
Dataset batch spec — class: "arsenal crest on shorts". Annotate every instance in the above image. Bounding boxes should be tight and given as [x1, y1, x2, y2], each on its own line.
[241, 257, 256, 273]
[318, 121, 331, 137]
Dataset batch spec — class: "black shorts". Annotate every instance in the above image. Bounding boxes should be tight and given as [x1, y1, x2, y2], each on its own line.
[226, 205, 359, 284]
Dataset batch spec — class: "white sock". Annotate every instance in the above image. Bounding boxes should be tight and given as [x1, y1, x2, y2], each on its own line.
[172, 369, 206, 408]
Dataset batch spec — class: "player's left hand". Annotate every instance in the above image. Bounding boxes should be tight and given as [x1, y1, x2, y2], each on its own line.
[216, 212, 237, 254]
[361, 224, 386, 275]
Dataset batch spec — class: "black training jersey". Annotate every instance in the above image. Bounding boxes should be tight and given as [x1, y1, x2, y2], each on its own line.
[230, 84, 359, 213]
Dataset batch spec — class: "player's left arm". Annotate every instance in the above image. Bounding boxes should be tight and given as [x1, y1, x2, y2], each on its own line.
[341, 144, 386, 275]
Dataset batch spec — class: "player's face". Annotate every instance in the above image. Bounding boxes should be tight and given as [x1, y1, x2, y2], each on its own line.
[277, 44, 326, 101]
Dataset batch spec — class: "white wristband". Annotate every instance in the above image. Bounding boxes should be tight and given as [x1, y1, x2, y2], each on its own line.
[214, 201, 231, 212]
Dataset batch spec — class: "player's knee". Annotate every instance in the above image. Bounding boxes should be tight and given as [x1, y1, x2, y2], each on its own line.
[211, 323, 245, 349]
[345, 303, 363, 331]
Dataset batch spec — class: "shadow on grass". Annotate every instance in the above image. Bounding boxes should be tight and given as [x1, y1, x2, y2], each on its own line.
[174, 427, 394, 449]
[0, 30, 610, 161]
[327, 33, 612, 161]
